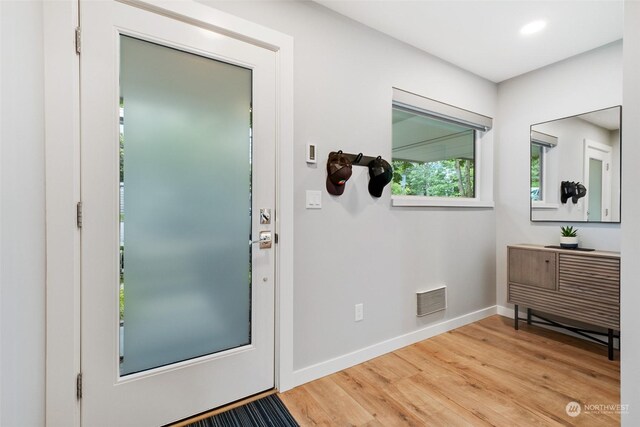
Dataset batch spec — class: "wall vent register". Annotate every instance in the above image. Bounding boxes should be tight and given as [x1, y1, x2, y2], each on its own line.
[417, 286, 447, 317]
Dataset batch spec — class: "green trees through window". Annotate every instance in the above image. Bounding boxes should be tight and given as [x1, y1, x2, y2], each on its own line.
[392, 159, 474, 197]
[531, 143, 542, 201]
[392, 106, 476, 198]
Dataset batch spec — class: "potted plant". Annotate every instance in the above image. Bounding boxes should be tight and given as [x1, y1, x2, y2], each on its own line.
[560, 226, 579, 249]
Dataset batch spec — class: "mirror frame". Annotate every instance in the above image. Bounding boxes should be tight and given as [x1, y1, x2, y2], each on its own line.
[529, 105, 622, 224]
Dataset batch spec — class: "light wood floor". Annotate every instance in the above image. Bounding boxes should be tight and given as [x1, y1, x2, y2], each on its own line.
[279, 315, 620, 426]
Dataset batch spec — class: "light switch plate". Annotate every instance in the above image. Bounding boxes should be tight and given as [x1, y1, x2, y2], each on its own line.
[306, 190, 322, 209]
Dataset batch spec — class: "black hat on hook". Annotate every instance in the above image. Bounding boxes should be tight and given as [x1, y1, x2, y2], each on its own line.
[367, 156, 393, 197]
[560, 181, 575, 204]
[572, 182, 587, 204]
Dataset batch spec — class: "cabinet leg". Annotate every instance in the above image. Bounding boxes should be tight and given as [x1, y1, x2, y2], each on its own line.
[527, 308, 532, 325]
[514, 305, 519, 330]
[608, 329, 614, 361]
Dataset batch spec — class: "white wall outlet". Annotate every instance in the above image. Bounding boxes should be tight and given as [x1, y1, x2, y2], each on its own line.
[305, 190, 322, 209]
[355, 303, 364, 322]
[306, 143, 317, 164]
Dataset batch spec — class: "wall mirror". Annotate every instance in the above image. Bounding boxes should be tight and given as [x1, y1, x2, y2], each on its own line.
[530, 106, 621, 223]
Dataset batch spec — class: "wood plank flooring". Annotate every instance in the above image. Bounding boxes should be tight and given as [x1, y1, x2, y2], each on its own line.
[279, 315, 620, 426]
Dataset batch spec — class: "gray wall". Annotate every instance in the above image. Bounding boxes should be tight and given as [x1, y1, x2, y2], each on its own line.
[0, 0, 498, 422]
[0, 1, 46, 426]
[621, 1, 640, 423]
[7, 0, 638, 424]
[203, 0, 497, 371]
[495, 41, 622, 309]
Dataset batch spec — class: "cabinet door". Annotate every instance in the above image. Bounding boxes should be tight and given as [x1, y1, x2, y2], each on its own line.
[508, 248, 556, 290]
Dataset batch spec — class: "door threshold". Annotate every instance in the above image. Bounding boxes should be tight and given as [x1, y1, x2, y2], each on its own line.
[167, 388, 277, 427]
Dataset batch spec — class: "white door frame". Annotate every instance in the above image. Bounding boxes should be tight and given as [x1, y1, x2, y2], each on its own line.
[43, 1, 294, 426]
[583, 138, 613, 221]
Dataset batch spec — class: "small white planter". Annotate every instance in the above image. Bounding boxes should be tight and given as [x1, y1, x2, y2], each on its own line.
[560, 236, 579, 249]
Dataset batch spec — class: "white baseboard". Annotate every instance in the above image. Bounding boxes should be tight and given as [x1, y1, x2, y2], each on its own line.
[497, 305, 514, 318]
[291, 305, 498, 388]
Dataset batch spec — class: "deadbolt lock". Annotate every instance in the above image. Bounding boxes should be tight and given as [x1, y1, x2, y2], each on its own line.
[260, 208, 271, 224]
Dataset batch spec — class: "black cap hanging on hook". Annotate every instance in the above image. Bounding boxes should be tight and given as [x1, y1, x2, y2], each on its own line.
[367, 156, 393, 197]
[560, 181, 575, 204]
[573, 182, 587, 203]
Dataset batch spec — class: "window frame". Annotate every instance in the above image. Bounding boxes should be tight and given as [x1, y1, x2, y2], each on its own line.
[391, 110, 477, 199]
[530, 131, 559, 210]
[390, 88, 494, 208]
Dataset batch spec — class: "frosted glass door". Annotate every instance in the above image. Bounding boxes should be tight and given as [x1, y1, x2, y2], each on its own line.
[588, 158, 603, 222]
[119, 36, 252, 375]
[81, 3, 276, 423]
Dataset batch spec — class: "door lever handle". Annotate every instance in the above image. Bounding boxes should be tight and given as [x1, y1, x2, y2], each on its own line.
[250, 231, 272, 249]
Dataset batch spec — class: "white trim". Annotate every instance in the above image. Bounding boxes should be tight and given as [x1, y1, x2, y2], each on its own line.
[392, 196, 494, 208]
[497, 305, 514, 318]
[44, 1, 294, 424]
[531, 130, 558, 147]
[391, 111, 494, 208]
[531, 202, 559, 210]
[392, 87, 493, 131]
[292, 305, 497, 388]
[273, 25, 295, 394]
[583, 138, 613, 221]
[0, 0, 3, 418]
[44, 2, 81, 427]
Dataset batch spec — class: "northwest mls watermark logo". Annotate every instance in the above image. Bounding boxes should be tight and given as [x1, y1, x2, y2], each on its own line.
[566, 401, 581, 417]
[566, 401, 629, 417]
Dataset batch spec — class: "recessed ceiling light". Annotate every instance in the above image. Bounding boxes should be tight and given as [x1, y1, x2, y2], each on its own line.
[520, 20, 547, 36]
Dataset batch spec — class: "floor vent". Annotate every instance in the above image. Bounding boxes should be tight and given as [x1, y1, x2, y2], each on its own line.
[417, 286, 447, 317]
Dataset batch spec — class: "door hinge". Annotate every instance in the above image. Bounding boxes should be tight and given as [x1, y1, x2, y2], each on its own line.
[76, 373, 83, 399]
[75, 27, 81, 55]
[274, 233, 279, 244]
[76, 202, 83, 228]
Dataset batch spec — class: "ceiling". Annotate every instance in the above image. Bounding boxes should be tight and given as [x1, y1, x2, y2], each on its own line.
[313, 0, 624, 83]
[579, 107, 621, 131]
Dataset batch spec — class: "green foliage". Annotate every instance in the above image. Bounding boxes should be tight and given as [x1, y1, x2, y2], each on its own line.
[531, 155, 540, 187]
[119, 284, 125, 322]
[531, 145, 541, 201]
[560, 226, 578, 237]
[391, 159, 474, 197]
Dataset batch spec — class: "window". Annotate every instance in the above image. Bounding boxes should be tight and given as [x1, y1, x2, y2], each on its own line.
[529, 130, 557, 205]
[391, 88, 493, 207]
[530, 143, 543, 201]
[392, 108, 476, 197]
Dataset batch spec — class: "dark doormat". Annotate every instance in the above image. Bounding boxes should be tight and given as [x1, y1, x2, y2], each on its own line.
[186, 394, 299, 427]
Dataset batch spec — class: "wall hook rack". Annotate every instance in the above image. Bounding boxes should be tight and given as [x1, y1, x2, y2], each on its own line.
[329, 151, 381, 166]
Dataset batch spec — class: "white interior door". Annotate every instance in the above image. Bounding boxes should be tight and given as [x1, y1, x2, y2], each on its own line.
[583, 139, 612, 221]
[80, 1, 276, 425]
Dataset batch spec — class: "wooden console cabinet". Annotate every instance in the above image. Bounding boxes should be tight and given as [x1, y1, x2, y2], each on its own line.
[507, 244, 620, 360]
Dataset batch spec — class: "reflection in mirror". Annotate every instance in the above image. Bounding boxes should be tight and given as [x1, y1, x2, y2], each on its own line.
[530, 106, 621, 223]
[530, 142, 544, 201]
